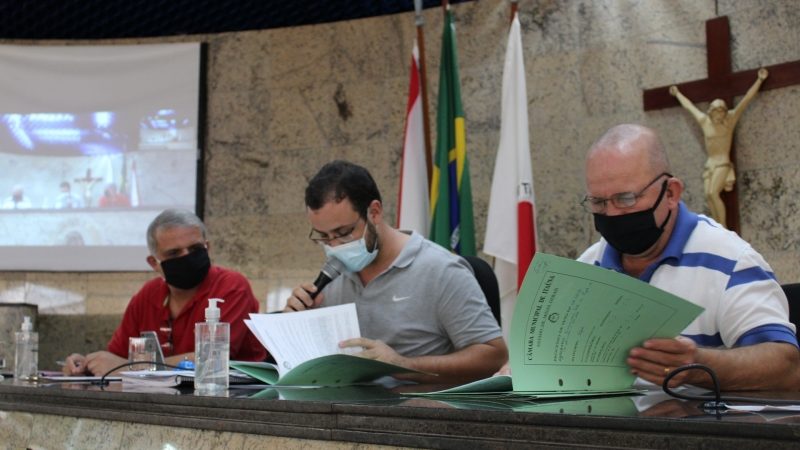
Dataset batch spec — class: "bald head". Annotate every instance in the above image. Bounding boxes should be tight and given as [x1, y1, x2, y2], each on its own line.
[586, 124, 670, 175]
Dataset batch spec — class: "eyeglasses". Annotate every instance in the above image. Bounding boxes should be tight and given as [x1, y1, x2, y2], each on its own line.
[581, 172, 672, 213]
[308, 217, 365, 246]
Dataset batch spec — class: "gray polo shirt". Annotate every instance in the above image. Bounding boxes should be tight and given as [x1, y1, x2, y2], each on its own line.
[322, 232, 503, 357]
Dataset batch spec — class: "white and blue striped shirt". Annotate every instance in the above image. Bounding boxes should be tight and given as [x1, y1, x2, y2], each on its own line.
[579, 202, 797, 349]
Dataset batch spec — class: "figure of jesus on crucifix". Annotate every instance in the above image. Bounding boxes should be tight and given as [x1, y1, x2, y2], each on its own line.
[74, 168, 103, 208]
[669, 68, 768, 228]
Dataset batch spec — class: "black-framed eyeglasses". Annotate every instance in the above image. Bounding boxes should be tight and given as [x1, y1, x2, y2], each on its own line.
[581, 172, 672, 213]
[308, 217, 365, 246]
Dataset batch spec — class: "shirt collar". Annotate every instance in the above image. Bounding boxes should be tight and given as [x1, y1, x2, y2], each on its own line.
[393, 231, 422, 268]
[660, 201, 698, 261]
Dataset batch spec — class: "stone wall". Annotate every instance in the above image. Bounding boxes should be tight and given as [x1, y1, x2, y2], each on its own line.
[1, 1, 798, 357]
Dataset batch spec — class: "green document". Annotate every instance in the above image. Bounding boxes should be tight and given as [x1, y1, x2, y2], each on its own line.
[413, 253, 703, 398]
[510, 253, 702, 392]
[230, 355, 419, 387]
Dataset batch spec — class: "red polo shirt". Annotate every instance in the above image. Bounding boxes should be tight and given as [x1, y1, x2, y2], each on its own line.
[107, 266, 266, 361]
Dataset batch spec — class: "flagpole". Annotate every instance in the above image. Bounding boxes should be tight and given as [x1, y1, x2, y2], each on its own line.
[414, 0, 433, 189]
[510, 0, 518, 23]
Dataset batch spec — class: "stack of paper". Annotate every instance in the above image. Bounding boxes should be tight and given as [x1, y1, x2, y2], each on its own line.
[238, 303, 423, 386]
[119, 369, 257, 387]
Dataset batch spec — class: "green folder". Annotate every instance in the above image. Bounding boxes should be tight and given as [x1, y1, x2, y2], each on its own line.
[413, 253, 704, 398]
[230, 354, 421, 387]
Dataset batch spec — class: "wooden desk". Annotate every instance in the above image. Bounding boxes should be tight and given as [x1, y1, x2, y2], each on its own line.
[1, 379, 799, 449]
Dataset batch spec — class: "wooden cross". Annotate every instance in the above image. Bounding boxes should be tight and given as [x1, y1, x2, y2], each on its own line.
[74, 168, 103, 208]
[643, 16, 800, 233]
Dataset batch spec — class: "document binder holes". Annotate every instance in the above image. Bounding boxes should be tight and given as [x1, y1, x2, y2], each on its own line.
[559, 408, 564, 414]
[587, 405, 592, 413]
[587, 378, 592, 386]
[558, 378, 563, 386]
[335, 379, 341, 384]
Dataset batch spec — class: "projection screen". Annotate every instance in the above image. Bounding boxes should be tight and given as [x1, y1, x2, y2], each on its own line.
[0, 43, 203, 271]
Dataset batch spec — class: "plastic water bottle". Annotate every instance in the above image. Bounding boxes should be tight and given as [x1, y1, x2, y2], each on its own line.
[14, 316, 38, 381]
[194, 298, 229, 394]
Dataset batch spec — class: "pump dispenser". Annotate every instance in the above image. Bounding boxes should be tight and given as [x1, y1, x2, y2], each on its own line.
[194, 298, 229, 394]
[14, 316, 38, 381]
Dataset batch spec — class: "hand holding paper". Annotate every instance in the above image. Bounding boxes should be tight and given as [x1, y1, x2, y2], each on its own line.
[628, 336, 698, 387]
[339, 337, 410, 368]
[509, 253, 703, 392]
[412, 253, 704, 398]
[238, 303, 424, 386]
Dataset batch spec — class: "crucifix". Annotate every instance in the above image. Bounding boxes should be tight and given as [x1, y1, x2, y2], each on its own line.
[74, 168, 103, 208]
[643, 16, 800, 233]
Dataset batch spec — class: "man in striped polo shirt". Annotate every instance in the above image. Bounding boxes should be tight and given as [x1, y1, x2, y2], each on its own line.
[579, 124, 798, 390]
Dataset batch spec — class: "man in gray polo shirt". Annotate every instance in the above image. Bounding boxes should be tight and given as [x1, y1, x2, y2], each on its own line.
[285, 160, 507, 384]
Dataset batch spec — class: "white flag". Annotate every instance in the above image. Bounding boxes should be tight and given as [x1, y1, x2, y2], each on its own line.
[129, 159, 140, 207]
[397, 41, 429, 235]
[484, 13, 537, 340]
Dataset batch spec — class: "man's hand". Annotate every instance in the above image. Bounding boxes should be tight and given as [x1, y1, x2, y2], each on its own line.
[339, 337, 409, 368]
[494, 361, 511, 376]
[627, 336, 697, 387]
[63, 353, 88, 375]
[84, 351, 127, 376]
[283, 283, 324, 312]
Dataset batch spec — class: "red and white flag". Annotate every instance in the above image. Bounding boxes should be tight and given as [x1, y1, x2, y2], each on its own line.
[484, 13, 537, 337]
[396, 41, 429, 235]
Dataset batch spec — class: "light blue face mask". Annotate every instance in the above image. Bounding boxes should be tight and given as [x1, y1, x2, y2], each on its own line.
[323, 227, 378, 273]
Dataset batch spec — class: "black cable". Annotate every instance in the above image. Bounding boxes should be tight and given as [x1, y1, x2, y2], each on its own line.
[662, 363, 722, 403]
[95, 361, 182, 387]
[662, 363, 800, 410]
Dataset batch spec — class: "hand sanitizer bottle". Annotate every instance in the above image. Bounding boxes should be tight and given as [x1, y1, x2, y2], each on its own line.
[194, 298, 229, 394]
[14, 316, 38, 381]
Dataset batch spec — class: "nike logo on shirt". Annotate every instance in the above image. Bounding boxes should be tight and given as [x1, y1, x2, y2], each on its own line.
[392, 295, 411, 302]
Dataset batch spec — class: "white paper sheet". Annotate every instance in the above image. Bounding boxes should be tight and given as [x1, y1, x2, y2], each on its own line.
[247, 304, 362, 377]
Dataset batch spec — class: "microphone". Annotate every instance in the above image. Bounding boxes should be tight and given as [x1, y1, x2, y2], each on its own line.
[310, 257, 345, 299]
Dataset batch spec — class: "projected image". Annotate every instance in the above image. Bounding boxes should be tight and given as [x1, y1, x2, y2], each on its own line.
[0, 43, 202, 271]
[0, 108, 197, 247]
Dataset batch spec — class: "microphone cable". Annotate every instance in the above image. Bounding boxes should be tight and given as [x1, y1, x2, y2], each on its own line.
[95, 361, 181, 388]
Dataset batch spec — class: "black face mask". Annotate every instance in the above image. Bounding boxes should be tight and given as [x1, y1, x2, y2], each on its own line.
[593, 180, 672, 255]
[160, 247, 211, 290]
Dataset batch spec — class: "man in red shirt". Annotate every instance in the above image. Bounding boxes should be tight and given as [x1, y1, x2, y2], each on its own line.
[98, 183, 131, 208]
[63, 209, 265, 375]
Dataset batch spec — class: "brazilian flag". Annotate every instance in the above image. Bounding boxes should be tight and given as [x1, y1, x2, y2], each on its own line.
[429, 9, 475, 256]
